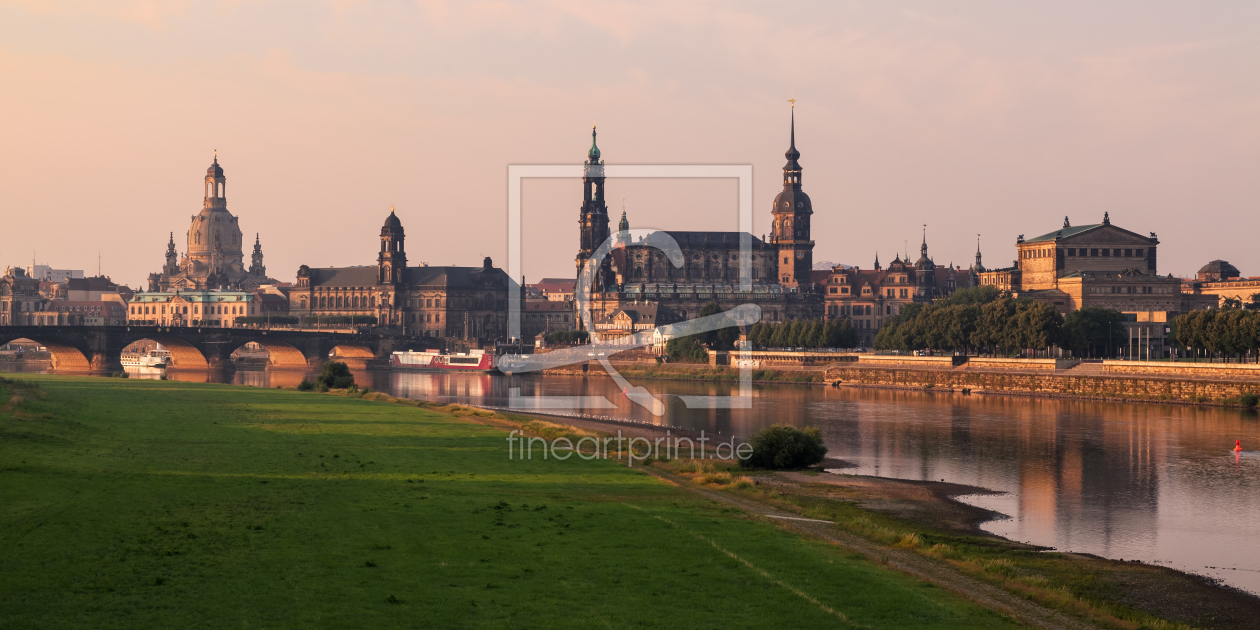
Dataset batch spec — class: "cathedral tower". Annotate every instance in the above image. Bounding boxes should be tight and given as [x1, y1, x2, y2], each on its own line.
[378, 207, 406, 285]
[576, 126, 612, 290]
[770, 105, 814, 289]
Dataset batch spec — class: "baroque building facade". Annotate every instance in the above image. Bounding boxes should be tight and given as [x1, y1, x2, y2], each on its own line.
[288, 209, 512, 343]
[576, 112, 824, 334]
[148, 156, 278, 292]
[821, 238, 975, 347]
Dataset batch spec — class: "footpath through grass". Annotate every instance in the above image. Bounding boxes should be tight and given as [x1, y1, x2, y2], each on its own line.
[0, 375, 1020, 629]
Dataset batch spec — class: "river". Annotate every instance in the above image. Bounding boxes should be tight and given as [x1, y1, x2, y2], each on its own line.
[8, 363, 1260, 594]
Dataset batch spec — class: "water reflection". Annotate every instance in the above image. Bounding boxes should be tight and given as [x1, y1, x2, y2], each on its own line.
[5, 363, 1260, 593]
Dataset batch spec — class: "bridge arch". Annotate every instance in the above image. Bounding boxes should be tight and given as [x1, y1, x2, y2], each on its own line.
[232, 340, 309, 368]
[0, 336, 93, 371]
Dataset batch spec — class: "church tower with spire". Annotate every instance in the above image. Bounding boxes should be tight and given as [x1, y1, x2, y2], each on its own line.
[163, 233, 179, 276]
[770, 105, 814, 290]
[576, 126, 612, 290]
[249, 233, 266, 278]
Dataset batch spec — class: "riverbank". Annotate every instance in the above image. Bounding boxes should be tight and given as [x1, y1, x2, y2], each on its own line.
[498, 406, 1260, 630]
[0, 374, 1030, 629]
[542, 360, 1260, 409]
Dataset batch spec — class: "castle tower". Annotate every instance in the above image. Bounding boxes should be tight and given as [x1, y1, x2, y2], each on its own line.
[576, 126, 612, 290]
[378, 207, 406, 285]
[770, 105, 814, 289]
[249, 233, 266, 277]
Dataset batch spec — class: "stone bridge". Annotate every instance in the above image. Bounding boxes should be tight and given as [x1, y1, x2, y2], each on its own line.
[0, 326, 411, 372]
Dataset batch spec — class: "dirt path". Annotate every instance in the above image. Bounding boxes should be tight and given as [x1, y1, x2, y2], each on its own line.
[634, 464, 1098, 630]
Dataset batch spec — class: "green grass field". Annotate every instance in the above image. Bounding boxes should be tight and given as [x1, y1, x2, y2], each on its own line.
[0, 375, 1021, 629]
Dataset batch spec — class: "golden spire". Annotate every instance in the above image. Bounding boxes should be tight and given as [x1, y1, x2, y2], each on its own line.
[788, 96, 796, 108]
[390, 205, 395, 214]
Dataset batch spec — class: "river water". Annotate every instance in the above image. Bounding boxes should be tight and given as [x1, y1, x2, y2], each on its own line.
[8, 363, 1260, 594]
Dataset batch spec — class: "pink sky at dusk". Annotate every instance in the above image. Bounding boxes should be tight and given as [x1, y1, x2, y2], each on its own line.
[1, 1, 1256, 288]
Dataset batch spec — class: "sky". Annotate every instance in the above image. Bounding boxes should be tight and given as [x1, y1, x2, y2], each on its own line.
[1, 1, 1257, 288]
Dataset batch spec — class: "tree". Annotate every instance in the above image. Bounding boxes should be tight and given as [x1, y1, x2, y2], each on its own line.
[317, 361, 355, 390]
[936, 285, 1003, 307]
[666, 336, 709, 363]
[1063, 308, 1125, 358]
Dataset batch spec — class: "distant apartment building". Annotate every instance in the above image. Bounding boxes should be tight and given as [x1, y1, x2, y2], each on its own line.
[26, 265, 84, 282]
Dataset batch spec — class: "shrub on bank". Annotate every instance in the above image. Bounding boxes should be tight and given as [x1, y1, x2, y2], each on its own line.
[297, 380, 314, 392]
[316, 361, 355, 390]
[739, 424, 828, 470]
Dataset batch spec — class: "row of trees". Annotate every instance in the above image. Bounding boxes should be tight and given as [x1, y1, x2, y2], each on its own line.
[1175, 309, 1260, 362]
[872, 286, 1134, 357]
[747, 318, 858, 350]
[874, 299, 1065, 355]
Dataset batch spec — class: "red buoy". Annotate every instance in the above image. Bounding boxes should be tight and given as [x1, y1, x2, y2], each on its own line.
[1236, 440, 1244, 452]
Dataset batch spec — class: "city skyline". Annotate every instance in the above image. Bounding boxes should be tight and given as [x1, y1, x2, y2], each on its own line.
[2, 1, 1257, 286]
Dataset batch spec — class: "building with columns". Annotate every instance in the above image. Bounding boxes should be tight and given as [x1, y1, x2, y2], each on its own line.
[148, 155, 278, 292]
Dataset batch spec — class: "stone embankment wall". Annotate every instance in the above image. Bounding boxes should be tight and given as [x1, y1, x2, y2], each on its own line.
[1100, 360, 1260, 378]
[824, 366, 1260, 403]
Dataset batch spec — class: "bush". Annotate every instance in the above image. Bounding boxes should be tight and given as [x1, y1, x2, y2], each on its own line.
[1241, 392, 1259, 408]
[545, 330, 589, 345]
[739, 424, 828, 470]
[297, 379, 314, 392]
[666, 336, 708, 363]
[316, 361, 355, 389]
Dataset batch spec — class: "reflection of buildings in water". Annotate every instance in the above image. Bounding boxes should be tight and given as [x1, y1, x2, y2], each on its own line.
[391, 372, 495, 402]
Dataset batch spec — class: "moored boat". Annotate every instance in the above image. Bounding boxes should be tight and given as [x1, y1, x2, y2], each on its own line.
[121, 349, 170, 368]
[391, 348, 497, 372]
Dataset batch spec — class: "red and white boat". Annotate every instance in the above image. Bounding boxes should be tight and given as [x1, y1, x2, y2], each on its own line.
[391, 348, 498, 372]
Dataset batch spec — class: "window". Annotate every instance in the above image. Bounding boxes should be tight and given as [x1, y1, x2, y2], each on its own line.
[1113, 249, 1122, 257]
[1068, 248, 1076, 256]
[1124, 249, 1132, 257]
[426, 298, 432, 307]
[829, 287, 837, 294]
[1102, 249, 1110, 257]
[1091, 249, 1098, 256]
[435, 314, 440, 322]
[1136, 249, 1144, 258]
[865, 305, 872, 315]
[841, 287, 849, 294]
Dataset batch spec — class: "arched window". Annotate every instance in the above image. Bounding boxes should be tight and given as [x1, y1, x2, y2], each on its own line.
[370, 296, 375, 307]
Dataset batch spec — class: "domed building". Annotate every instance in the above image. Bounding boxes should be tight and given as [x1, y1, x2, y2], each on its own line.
[1196, 260, 1240, 282]
[148, 155, 277, 292]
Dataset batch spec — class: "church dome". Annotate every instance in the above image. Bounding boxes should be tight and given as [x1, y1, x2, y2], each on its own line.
[382, 207, 403, 232]
[207, 157, 224, 178]
[1197, 259, 1239, 280]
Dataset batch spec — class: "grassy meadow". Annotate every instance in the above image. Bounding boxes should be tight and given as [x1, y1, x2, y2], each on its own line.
[0, 375, 1021, 629]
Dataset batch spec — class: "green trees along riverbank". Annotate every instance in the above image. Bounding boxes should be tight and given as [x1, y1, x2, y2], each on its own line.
[1175, 308, 1260, 362]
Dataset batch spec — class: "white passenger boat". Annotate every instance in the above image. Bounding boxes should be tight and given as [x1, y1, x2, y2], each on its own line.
[391, 348, 497, 373]
[121, 349, 170, 368]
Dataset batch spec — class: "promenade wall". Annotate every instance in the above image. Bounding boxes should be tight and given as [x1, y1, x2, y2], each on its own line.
[824, 365, 1260, 404]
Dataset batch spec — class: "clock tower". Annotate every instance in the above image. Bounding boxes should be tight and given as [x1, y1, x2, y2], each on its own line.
[770, 105, 814, 290]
